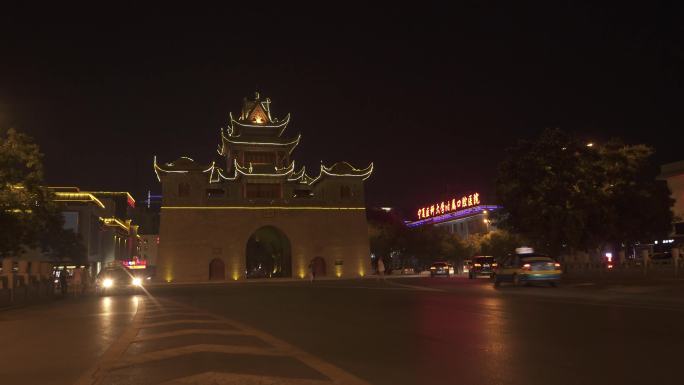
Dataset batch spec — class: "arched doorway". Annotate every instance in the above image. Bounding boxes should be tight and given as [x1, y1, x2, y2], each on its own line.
[209, 258, 225, 280]
[246, 226, 292, 278]
[310, 257, 326, 277]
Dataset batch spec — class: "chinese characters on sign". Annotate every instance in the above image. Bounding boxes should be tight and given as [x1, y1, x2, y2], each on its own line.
[417, 192, 480, 220]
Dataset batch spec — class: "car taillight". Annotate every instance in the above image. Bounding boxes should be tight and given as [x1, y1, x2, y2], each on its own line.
[492, 263, 498, 267]
[521, 263, 531, 271]
[474, 263, 482, 267]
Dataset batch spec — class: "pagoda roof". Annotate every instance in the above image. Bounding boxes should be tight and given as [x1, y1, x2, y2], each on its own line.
[228, 112, 291, 136]
[239, 92, 274, 123]
[233, 159, 296, 177]
[310, 161, 374, 184]
[220, 129, 301, 154]
[153, 156, 215, 181]
[287, 166, 315, 185]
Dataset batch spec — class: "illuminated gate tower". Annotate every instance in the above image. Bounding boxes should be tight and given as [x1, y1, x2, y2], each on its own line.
[154, 93, 373, 282]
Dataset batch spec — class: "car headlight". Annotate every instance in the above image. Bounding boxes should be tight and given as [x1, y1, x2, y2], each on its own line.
[103, 278, 113, 288]
[132, 277, 142, 286]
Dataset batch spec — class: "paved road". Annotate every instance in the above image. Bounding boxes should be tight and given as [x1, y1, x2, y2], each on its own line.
[2, 276, 684, 385]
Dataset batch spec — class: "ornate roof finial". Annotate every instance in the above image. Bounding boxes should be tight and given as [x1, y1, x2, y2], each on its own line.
[255, 90, 260, 100]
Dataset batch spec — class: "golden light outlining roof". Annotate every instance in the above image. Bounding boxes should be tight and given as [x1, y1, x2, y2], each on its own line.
[154, 93, 373, 187]
[53, 192, 106, 209]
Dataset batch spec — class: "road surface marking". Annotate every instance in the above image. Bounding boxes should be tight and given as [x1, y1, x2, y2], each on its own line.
[110, 344, 284, 369]
[81, 298, 372, 385]
[138, 319, 228, 328]
[133, 328, 251, 342]
[160, 372, 342, 385]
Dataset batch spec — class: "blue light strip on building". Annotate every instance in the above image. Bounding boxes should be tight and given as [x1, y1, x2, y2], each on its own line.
[405, 205, 502, 228]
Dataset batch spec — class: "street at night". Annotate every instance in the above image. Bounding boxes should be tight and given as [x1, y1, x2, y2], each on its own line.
[3, 276, 684, 385]
[2, 4, 684, 385]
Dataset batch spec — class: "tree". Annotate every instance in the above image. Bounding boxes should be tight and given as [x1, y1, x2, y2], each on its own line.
[496, 128, 673, 256]
[367, 208, 408, 269]
[474, 229, 524, 258]
[0, 128, 84, 262]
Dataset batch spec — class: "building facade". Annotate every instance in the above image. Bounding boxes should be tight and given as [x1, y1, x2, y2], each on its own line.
[19, 188, 141, 276]
[405, 192, 501, 238]
[659, 160, 684, 238]
[154, 93, 373, 282]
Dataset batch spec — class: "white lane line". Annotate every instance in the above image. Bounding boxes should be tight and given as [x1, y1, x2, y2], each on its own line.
[160, 372, 334, 385]
[109, 344, 284, 369]
[133, 329, 252, 342]
[144, 312, 217, 319]
[139, 319, 231, 328]
[207, 315, 372, 385]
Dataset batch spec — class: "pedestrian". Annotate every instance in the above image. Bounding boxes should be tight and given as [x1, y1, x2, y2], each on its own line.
[309, 260, 316, 282]
[72, 267, 83, 295]
[377, 256, 385, 281]
[59, 268, 69, 296]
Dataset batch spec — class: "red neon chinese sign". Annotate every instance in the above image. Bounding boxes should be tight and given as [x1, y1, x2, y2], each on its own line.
[417, 192, 481, 220]
[121, 256, 147, 269]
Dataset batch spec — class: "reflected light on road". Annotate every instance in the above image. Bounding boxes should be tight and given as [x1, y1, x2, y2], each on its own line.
[414, 290, 513, 384]
[100, 296, 112, 313]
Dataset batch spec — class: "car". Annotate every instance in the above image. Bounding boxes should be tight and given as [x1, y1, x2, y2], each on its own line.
[429, 262, 451, 277]
[493, 252, 561, 287]
[462, 259, 473, 274]
[95, 267, 147, 295]
[651, 252, 673, 265]
[469, 256, 497, 279]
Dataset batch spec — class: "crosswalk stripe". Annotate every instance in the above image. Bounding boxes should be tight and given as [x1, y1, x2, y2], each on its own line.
[133, 329, 252, 342]
[109, 344, 284, 370]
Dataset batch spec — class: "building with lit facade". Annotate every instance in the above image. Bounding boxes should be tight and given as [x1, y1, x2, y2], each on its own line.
[20, 188, 142, 275]
[659, 160, 684, 238]
[154, 93, 373, 282]
[405, 192, 501, 238]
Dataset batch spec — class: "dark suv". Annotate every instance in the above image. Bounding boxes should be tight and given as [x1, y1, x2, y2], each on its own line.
[468, 256, 497, 279]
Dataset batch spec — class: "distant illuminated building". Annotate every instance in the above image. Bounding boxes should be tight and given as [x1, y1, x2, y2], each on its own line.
[406, 192, 501, 238]
[659, 160, 684, 238]
[154, 93, 373, 282]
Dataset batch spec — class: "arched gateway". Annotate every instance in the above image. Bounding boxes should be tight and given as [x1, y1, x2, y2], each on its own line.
[154, 93, 373, 282]
[245, 226, 292, 278]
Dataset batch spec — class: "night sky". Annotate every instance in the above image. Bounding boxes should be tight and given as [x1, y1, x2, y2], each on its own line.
[1, 4, 682, 215]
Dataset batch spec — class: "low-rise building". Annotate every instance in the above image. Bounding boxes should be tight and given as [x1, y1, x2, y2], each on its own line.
[659, 160, 684, 237]
[405, 191, 501, 238]
[49, 188, 141, 275]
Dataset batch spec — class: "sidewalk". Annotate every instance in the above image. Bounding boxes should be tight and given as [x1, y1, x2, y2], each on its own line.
[0, 295, 139, 385]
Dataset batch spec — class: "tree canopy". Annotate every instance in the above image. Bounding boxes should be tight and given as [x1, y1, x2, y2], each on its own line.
[0, 128, 85, 262]
[495, 128, 673, 255]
